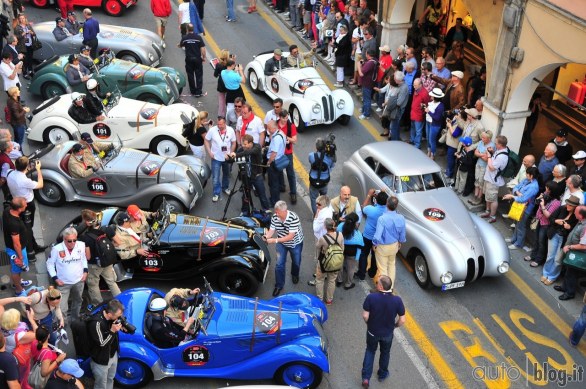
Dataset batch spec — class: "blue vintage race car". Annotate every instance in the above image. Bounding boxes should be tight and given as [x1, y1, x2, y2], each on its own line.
[98, 283, 329, 388]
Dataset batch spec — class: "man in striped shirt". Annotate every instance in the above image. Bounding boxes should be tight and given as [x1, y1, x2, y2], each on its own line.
[264, 201, 304, 296]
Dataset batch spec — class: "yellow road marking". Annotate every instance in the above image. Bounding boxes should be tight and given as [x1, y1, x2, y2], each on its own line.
[202, 23, 462, 388]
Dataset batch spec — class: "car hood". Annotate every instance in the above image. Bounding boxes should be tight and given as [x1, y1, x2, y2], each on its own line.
[400, 188, 478, 242]
[105, 148, 187, 180]
[108, 98, 197, 124]
[158, 215, 252, 245]
[212, 294, 314, 337]
[104, 60, 164, 83]
[281, 68, 330, 93]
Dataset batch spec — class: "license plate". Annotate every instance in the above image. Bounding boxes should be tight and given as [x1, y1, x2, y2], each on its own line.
[151, 59, 160, 67]
[441, 281, 465, 291]
[309, 119, 324, 125]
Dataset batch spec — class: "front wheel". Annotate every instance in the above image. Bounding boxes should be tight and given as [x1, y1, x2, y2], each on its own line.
[103, 0, 125, 16]
[42, 127, 72, 145]
[413, 251, 431, 289]
[290, 105, 305, 133]
[30, 0, 49, 7]
[275, 362, 323, 389]
[337, 114, 351, 125]
[151, 196, 186, 213]
[41, 82, 66, 100]
[217, 268, 259, 296]
[117, 51, 140, 63]
[150, 136, 182, 157]
[115, 359, 152, 389]
[36, 180, 65, 206]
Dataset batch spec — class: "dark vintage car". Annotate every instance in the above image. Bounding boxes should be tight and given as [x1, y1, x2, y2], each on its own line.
[60, 199, 271, 296]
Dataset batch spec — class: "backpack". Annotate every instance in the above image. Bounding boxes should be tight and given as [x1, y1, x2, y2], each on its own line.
[4, 105, 11, 123]
[71, 313, 94, 359]
[86, 229, 117, 267]
[320, 233, 344, 272]
[309, 152, 330, 189]
[495, 148, 521, 179]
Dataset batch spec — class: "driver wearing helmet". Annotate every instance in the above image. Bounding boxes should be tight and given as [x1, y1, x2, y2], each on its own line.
[68, 92, 105, 124]
[146, 298, 196, 349]
[163, 287, 200, 328]
[85, 78, 111, 117]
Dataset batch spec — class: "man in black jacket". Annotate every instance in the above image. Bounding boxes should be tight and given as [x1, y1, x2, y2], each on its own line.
[89, 299, 124, 389]
[68, 92, 105, 124]
[146, 298, 195, 348]
[230, 134, 271, 215]
[264, 49, 289, 75]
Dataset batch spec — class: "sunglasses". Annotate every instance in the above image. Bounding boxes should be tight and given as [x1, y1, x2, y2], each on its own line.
[273, 105, 281, 109]
[234, 105, 242, 108]
[66, 239, 77, 243]
[48, 295, 61, 301]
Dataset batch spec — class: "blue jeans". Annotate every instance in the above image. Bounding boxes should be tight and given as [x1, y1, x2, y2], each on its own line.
[278, 154, 297, 195]
[268, 164, 282, 206]
[362, 87, 372, 117]
[446, 146, 457, 177]
[361, 331, 393, 381]
[13, 124, 26, 146]
[211, 159, 231, 196]
[389, 108, 404, 141]
[226, 0, 235, 19]
[529, 224, 548, 263]
[510, 208, 532, 248]
[543, 233, 563, 281]
[410, 120, 424, 149]
[309, 185, 328, 215]
[289, 2, 300, 28]
[570, 304, 586, 346]
[426, 122, 441, 154]
[275, 241, 303, 289]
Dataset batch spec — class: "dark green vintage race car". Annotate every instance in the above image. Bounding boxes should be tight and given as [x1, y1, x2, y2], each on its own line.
[29, 53, 185, 105]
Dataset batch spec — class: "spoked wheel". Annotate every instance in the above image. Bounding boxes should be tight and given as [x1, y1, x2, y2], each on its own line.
[42, 127, 72, 144]
[217, 268, 259, 296]
[151, 196, 186, 214]
[290, 105, 305, 133]
[248, 69, 261, 94]
[41, 82, 66, 100]
[413, 252, 431, 289]
[117, 51, 140, 63]
[115, 359, 152, 389]
[36, 180, 65, 206]
[275, 362, 323, 389]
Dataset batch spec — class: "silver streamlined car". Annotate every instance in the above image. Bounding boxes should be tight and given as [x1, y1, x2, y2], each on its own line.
[32, 22, 165, 67]
[29, 141, 210, 212]
[343, 142, 510, 290]
[245, 51, 354, 132]
[26, 92, 196, 157]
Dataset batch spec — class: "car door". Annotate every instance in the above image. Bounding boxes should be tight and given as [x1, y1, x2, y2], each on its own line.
[70, 158, 137, 199]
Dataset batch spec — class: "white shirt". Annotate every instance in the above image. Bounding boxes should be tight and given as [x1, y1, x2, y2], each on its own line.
[0, 61, 20, 91]
[205, 126, 236, 162]
[6, 170, 37, 202]
[236, 115, 265, 144]
[264, 109, 279, 126]
[352, 27, 363, 54]
[561, 187, 585, 206]
[178, 3, 191, 24]
[313, 207, 333, 241]
[47, 241, 88, 284]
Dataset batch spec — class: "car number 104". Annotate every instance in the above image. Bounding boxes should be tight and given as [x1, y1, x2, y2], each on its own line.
[186, 352, 206, 360]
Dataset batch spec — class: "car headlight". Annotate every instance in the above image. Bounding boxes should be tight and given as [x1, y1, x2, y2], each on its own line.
[497, 261, 509, 274]
[148, 53, 155, 61]
[188, 182, 194, 194]
[161, 41, 167, 49]
[312, 104, 321, 114]
[166, 86, 171, 94]
[199, 166, 205, 177]
[440, 272, 453, 284]
[337, 99, 345, 109]
[175, 76, 180, 84]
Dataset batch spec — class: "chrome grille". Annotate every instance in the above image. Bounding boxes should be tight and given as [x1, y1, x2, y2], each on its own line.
[151, 43, 162, 59]
[164, 74, 179, 102]
[322, 96, 329, 121]
[328, 95, 334, 121]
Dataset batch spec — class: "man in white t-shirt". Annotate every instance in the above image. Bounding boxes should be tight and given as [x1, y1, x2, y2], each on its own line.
[264, 98, 283, 129]
[178, 0, 191, 35]
[204, 117, 236, 202]
[0, 52, 22, 92]
[236, 103, 265, 146]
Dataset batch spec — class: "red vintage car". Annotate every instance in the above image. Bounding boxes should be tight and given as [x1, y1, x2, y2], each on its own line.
[29, 0, 138, 17]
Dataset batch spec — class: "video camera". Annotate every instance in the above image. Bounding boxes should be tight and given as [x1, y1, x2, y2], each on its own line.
[324, 133, 337, 163]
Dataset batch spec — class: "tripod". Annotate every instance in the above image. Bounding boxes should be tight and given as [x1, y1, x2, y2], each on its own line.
[221, 167, 256, 221]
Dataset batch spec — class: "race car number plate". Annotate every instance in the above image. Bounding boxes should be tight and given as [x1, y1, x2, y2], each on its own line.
[441, 281, 465, 291]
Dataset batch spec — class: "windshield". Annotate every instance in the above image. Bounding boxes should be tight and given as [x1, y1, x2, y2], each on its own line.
[382, 172, 446, 193]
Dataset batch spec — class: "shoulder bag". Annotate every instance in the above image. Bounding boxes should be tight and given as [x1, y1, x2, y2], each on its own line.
[28, 348, 51, 389]
[272, 133, 289, 171]
[507, 201, 526, 222]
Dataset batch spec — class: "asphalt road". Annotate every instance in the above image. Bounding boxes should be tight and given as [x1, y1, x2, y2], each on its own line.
[18, 2, 586, 389]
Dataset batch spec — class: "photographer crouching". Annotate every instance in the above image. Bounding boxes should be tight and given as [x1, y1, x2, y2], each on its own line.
[308, 136, 336, 215]
[229, 134, 271, 215]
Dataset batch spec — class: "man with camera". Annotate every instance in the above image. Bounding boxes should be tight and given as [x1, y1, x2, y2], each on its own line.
[204, 117, 237, 203]
[0, 52, 22, 93]
[480, 135, 509, 223]
[47, 227, 88, 325]
[79, 209, 121, 306]
[229, 134, 271, 214]
[6, 156, 46, 259]
[88, 299, 126, 389]
[308, 137, 335, 215]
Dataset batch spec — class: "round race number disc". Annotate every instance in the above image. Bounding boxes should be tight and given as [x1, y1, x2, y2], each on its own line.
[423, 208, 446, 221]
[93, 123, 111, 139]
[139, 253, 163, 272]
[182, 345, 209, 366]
[87, 178, 108, 196]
